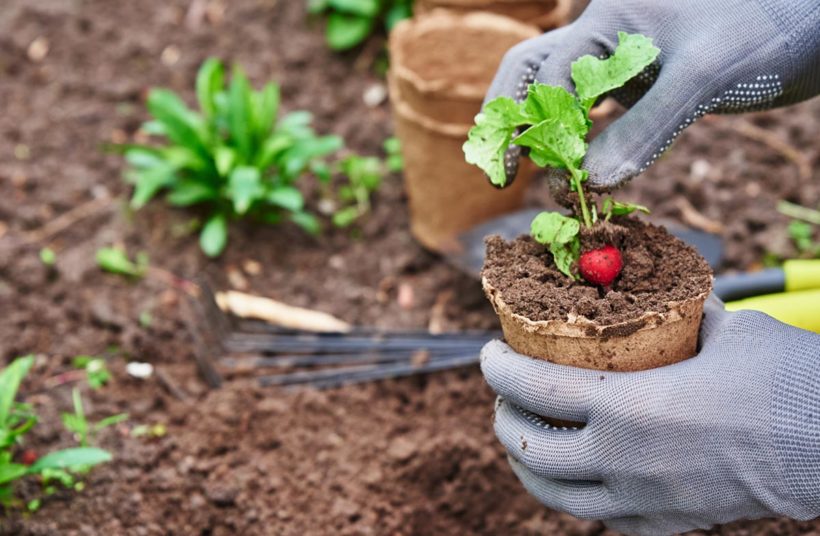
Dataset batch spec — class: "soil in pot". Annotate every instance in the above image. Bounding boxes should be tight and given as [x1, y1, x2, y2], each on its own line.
[482, 217, 713, 371]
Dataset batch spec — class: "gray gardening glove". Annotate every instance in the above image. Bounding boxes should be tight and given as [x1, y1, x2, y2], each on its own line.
[480, 296, 820, 536]
[487, 0, 820, 190]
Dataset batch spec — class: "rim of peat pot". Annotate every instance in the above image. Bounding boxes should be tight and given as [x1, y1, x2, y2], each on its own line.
[415, 0, 572, 31]
[482, 277, 713, 372]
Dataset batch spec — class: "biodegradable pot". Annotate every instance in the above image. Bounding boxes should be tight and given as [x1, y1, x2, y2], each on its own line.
[483, 277, 711, 371]
[415, 0, 572, 30]
[389, 11, 539, 251]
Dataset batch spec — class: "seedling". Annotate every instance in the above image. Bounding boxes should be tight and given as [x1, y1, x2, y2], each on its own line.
[123, 58, 343, 257]
[0, 356, 111, 510]
[329, 138, 402, 227]
[72, 356, 111, 390]
[96, 247, 148, 278]
[308, 0, 412, 51]
[464, 32, 659, 282]
[61, 388, 128, 447]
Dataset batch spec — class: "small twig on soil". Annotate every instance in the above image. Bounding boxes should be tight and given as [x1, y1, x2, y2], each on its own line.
[674, 197, 725, 234]
[216, 290, 352, 333]
[777, 200, 820, 225]
[42, 369, 86, 390]
[731, 120, 812, 183]
[155, 366, 189, 401]
[19, 196, 114, 246]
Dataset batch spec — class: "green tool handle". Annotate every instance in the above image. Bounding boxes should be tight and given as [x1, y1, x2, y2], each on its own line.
[784, 259, 820, 292]
[726, 288, 820, 333]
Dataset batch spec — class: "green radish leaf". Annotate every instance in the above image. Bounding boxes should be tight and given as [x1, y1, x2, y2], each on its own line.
[128, 166, 174, 209]
[124, 147, 164, 169]
[0, 463, 27, 486]
[385, 1, 412, 30]
[252, 83, 280, 141]
[228, 67, 254, 161]
[267, 186, 304, 212]
[215, 146, 238, 176]
[228, 166, 263, 215]
[531, 211, 581, 245]
[94, 413, 129, 431]
[602, 197, 650, 219]
[256, 133, 293, 169]
[326, 13, 374, 50]
[0, 356, 34, 427]
[513, 118, 586, 170]
[521, 84, 587, 138]
[195, 58, 224, 119]
[571, 32, 660, 112]
[290, 211, 321, 235]
[166, 181, 218, 206]
[96, 248, 144, 277]
[463, 97, 527, 187]
[29, 448, 111, 473]
[328, 0, 379, 17]
[146, 89, 210, 157]
[530, 211, 581, 278]
[308, 0, 331, 14]
[200, 213, 228, 257]
[332, 206, 361, 227]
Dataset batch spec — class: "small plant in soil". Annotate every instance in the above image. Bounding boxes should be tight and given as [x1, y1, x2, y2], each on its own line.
[123, 58, 342, 257]
[308, 0, 413, 51]
[326, 137, 403, 227]
[96, 246, 148, 278]
[61, 388, 128, 447]
[72, 356, 112, 390]
[464, 32, 660, 285]
[0, 356, 112, 511]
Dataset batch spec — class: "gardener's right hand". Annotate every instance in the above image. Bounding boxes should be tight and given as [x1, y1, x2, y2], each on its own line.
[480, 295, 820, 535]
[486, 0, 820, 190]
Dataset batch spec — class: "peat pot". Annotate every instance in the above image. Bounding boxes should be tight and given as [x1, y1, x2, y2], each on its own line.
[389, 10, 539, 252]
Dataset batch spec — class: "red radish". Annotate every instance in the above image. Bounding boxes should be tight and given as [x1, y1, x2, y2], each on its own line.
[20, 449, 38, 465]
[578, 245, 623, 287]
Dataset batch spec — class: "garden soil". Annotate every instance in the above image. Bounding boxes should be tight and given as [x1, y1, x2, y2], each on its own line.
[0, 1, 819, 535]
[483, 218, 712, 324]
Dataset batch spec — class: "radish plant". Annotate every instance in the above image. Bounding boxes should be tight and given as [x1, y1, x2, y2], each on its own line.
[308, 0, 412, 51]
[329, 138, 402, 227]
[464, 32, 660, 282]
[0, 356, 111, 510]
[123, 58, 342, 257]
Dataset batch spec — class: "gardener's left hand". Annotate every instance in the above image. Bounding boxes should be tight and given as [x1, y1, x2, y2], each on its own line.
[480, 296, 820, 535]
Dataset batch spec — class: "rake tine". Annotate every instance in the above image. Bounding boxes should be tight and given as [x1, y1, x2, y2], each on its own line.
[194, 276, 235, 341]
[221, 346, 478, 369]
[257, 353, 480, 389]
[221, 333, 494, 354]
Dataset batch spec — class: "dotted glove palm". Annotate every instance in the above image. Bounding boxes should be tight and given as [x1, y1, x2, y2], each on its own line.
[480, 297, 820, 535]
[487, 0, 820, 189]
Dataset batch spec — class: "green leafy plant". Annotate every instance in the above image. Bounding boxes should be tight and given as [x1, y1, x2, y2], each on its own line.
[464, 32, 659, 278]
[72, 356, 111, 390]
[329, 138, 402, 227]
[308, 0, 412, 51]
[96, 247, 148, 278]
[0, 356, 111, 509]
[123, 58, 343, 257]
[61, 388, 128, 448]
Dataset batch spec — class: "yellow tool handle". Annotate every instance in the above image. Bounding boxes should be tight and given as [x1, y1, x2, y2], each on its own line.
[726, 288, 820, 333]
[784, 259, 820, 292]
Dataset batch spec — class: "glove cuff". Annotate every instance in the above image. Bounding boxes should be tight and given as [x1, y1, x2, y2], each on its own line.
[771, 323, 820, 518]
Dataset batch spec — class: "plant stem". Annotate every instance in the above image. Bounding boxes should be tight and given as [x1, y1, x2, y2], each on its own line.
[778, 200, 820, 225]
[569, 168, 593, 228]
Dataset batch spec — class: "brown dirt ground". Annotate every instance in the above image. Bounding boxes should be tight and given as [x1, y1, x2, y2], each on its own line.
[1, 1, 819, 535]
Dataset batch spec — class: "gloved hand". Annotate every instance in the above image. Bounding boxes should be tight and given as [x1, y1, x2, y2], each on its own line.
[480, 296, 820, 535]
[487, 0, 820, 190]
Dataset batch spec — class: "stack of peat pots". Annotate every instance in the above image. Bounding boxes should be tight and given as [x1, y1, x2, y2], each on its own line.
[388, 10, 542, 252]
